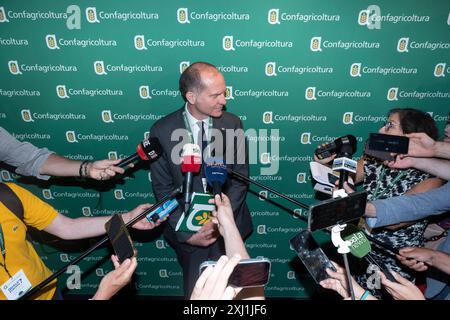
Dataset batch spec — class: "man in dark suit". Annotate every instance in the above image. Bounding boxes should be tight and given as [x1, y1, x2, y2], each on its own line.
[149, 62, 253, 297]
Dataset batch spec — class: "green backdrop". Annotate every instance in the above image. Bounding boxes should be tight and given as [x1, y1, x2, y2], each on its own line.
[0, 0, 449, 298]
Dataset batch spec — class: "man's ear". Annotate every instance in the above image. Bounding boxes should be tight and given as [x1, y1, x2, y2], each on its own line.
[185, 91, 196, 105]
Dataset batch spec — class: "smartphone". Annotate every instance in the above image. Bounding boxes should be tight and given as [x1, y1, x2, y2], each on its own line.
[365, 253, 398, 283]
[199, 257, 271, 288]
[368, 133, 409, 154]
[105, 214, 136, 263]
[364, 140, 395, 162]
[308, 191, 368, 231]
[290, 229, 336, 284]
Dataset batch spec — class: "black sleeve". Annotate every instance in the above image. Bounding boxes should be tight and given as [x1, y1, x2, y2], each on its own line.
[149, 123, 192, 243]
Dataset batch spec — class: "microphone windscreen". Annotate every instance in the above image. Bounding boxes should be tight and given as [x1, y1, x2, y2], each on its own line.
[181, 143, 202, 173]
[181, 155, 201, 173]
[346, 135, 357, 154]
[342, 224, 371, 258]
[205, 157, 227, 186]
[337, 135, 357, 156]
[345, 134, 357, 154]
[181, 143, 201, 157]
[137, 137, 162, 161]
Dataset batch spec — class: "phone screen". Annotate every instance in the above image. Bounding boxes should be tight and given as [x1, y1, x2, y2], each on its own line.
[199, 258, 271, 288]
[308, 191, 367, 231]
[105, 214, 136, 263]
[290, 230, 336, 284]
[364, 140, 395, 162]
[368, 133, 409, 154]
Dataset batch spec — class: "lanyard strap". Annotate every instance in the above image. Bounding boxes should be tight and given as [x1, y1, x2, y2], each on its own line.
[372, 166, 408, 200]
[0, 223, 12, 277]
[0, 224, 5, 260]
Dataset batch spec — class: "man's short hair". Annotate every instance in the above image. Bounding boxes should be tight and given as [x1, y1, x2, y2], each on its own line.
[179, 62, 217, 102]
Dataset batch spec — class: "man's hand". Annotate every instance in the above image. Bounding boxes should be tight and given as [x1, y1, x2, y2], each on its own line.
[122, 203, 163, 230]
[405, 132, 436, 158]
[186, 222, 219, 247]
[88, 159, 129, 180]
[396, 247, 433, 272]
[380, 271, 425, 300]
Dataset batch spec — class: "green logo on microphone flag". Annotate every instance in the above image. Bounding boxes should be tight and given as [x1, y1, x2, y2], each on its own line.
[342, 224, 371, 258]
[175, 193, 214, 232]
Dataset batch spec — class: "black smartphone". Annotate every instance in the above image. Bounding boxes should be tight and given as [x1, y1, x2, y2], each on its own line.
[368, 133, 409, 154]
[199, 257, 271, 288]
[105, 214, 136, 263]
[365, 253, 398, 283]
[308, 191, 368, 231]
[290, 229, 336, 284]
[364, 140, 395, 162]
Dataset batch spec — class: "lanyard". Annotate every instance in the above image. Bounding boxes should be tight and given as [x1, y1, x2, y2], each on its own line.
[372, 166, 408, 200]
[0, 224, 5, 260]
[182, 111, 213, 146]
[0, 223, 12, 278]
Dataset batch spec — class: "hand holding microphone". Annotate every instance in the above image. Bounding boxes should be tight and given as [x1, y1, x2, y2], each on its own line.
[208, 193, 236, 238]
[118, 137, 162, 168]
[205, 157, 228, 199]
[312, 135, 358, 197]
[330, 135, 358, 195]
[342, 224, 399, 283]
[86, 159, 126, 180]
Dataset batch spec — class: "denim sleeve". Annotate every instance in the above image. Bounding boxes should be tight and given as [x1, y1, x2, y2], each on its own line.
[367, 182, 450, 228]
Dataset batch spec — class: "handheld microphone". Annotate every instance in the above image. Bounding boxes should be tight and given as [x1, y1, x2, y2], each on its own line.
[342, 224, 399, 283]
[342, 224, 372, 258]
[181, 144, 202, 214]
[118, 137, 162, 168]
[331, 135, 358, 193]
[343, 224, 401, 256]
[205, 157, 227, 197]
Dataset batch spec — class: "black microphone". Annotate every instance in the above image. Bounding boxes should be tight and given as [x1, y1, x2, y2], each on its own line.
[205, 157, 227, 197]
[315, 134, 357, 161]
[118, 137, 162, 168]
[331, 135, 358, 191]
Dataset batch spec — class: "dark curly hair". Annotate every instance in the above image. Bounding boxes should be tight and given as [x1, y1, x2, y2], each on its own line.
[388, 108, 439, 140]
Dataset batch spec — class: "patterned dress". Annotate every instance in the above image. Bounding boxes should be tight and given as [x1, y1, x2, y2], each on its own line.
[356, 156, 433, 298]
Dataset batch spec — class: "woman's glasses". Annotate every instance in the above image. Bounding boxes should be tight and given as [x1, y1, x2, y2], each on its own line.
[383, 120, 399, 132]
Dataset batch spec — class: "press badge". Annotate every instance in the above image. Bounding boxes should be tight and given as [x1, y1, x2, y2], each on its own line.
[1, 269, 32, 300]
